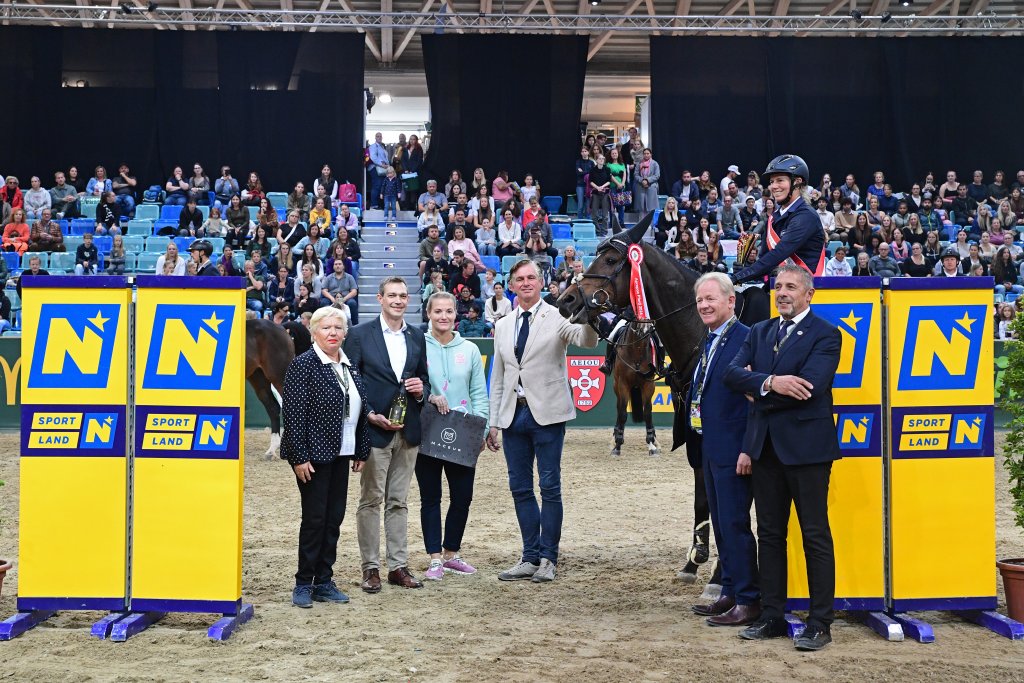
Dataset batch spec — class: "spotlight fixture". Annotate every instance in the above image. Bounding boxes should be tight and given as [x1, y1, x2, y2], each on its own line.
[378, 92, 393, 104]
[147, 1, 158, 11]
[590, 0, 600, 6]
[880, 11, 892, 22]
[118, 2, 133, 13]
[365, 88, 376, 114]
[850, 9, 862, 19]
[899, 0, 910, 6]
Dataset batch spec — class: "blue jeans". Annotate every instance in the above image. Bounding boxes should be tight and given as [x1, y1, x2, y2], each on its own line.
[576, 186, 587, 218]
[370, 173, 385, 208]
[164, 194, 187, 206]
[246, 298, 265, 313]
[476, 241, 496, 256]
[346, 297, 359, 325]
[115, 194, 135, 219]
[384, 196, 397, 217]
[502, 404, 566, 564]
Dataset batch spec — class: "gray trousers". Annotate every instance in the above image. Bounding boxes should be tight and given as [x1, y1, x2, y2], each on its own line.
[357, 432, 418, 571]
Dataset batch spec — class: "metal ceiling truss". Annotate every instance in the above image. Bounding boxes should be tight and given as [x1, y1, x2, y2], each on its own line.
[1, 2, 1020, 34]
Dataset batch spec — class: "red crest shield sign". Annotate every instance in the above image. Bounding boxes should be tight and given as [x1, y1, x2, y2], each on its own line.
[567, 356, 605, 412]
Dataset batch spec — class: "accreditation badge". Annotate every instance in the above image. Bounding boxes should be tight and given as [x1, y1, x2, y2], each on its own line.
[689, 400, 702, 433]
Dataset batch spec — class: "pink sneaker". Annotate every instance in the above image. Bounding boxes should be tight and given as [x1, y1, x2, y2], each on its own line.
[424, 559, 444, 581]
[442, 556, 477, 575]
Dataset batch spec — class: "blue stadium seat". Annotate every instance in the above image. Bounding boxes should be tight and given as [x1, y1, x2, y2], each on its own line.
[501, 255, 528, 273]
[276, 208, 287, 222]
[173, 236, 193, 254]
[267, 192, 289, 207]
[554, 255, 565, 269]
[49, 252, 76, 273]
[64, 236, 84, 253]
[582, 255, 597, 268]
[541, 196, 562, 214]
[198, 205, 210, 220]
[160, 205, 183, 221]
[123, 236, 145, 253]
[121, 252, 138, 273]
[127, 219, 154, 236]
[208, 237, 225, 253]
[135, 252, 160, 273]
[247, 206, 260, 221]
[553, 240, 574, 254]
[481, 255, 500, 272]
[574, 239, 600, 255]
[93, 236, 113, 254]
[57, 220, 69, 235]
[567, 195, 579, 216]
[145, 237, 170, 253]
[552, 224, 572, 240]
[3, 253, 20, 272]
[70, 219, 94, 236]
[135, 204, 160, 221]
[153, 220, 178, 235]
[572, 225, 597, 240]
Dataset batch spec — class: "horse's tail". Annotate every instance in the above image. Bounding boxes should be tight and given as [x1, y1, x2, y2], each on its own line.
[630, 385, 644, 423]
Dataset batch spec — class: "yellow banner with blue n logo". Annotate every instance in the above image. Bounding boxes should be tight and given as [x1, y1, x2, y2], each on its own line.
[771, 277, 886, 611]
[18, 277, 131, 612]
[885, 278, 996, 611]
[130, 276, 246, 615]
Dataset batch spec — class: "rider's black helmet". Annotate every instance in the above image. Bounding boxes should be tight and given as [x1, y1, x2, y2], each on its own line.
[189, 239, 214, 257]
[764, 154, 810, 187]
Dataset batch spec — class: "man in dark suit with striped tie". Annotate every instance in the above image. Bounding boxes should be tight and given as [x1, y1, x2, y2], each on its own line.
[723, 265, 842, 651]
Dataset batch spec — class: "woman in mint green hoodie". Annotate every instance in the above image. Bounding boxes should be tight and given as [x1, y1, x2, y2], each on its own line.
[418, 291, 489, 582]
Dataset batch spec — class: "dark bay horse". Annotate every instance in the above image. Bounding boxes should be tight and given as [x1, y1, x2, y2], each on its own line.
[245, 318, 296, 458]
[556, 212, 719, 587]
[610, 320, 661, 458]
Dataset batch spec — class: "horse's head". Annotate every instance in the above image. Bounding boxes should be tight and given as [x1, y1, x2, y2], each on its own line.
[557, 212, 656, 324]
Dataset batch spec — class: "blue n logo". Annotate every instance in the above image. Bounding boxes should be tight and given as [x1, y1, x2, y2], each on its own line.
[835, 412, 873, 450]
[142, 304, 235, 390]
[194, 414, 233, 451]
[898, 305, 987, 391]
[811, 303, 872, 389]
[28, 304, 121, 389]
[950, 413, 985, 450]
[80, 412, 118, 449]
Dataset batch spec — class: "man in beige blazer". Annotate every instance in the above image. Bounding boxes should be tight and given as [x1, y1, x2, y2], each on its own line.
[486, 259, 599, 583]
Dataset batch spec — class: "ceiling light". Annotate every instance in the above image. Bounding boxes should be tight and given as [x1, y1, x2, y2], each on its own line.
[899, 0, 911, 6]
[378, 92, 393, 104]
[590, 0, 600, 6]
[849, 9, 862, 19]
[880, 11, 892, 22]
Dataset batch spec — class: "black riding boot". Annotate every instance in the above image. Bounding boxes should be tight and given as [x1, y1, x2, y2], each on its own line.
[599, 342, 616, 375]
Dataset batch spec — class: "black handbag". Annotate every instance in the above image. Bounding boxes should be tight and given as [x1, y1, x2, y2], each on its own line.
[419, 402, 487, 467]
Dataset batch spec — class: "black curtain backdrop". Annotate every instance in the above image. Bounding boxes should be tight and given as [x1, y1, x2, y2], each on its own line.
[0, 27, 364, 193]
[421, 34, 588, 201]
[650, 36, 1024, 192]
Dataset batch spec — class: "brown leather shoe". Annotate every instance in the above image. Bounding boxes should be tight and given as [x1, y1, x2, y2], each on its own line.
[692, 594, 735, 617]
[361, 568, 382, 594]
[706, 603, 762, 627]
[387, 566, 424, 589]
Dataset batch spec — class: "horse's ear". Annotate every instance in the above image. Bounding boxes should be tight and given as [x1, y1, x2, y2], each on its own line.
[626, 211, 655, 245]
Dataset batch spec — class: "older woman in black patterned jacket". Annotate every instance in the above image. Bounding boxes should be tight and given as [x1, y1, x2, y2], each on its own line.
[282, 305, 371, 609]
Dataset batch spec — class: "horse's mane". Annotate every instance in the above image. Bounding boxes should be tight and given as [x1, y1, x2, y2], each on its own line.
[643, 240, 700, 290]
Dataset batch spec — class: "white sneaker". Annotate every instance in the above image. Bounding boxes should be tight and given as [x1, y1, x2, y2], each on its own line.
[498, 560, 540, 581]
[531, 559, 556, 583]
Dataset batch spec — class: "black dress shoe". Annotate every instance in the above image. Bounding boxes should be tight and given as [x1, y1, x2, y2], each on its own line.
[692, 594, 735, 617]
[794, 625, 832, 651]
[707, 603, 762, 627]
[738, 617, 788, 640]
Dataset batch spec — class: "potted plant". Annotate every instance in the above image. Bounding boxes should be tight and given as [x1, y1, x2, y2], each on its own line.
[998, 316, 1024, 621]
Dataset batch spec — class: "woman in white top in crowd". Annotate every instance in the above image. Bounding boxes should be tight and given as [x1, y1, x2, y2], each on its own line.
[823, 245, 852, 276]
[418, 200, 444, 233]
[519, 174, 540, 207]
[484, 281, 513, 324]
[155, 241, 187, 276]
[496, 209, 523, 258]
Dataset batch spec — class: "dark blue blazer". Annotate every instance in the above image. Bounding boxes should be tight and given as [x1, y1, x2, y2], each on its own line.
[722, 310, 842, 466]
[731, 197, 825, 283]
[343, 318, 431, 448]
[679, 321, 751, 470]
[281, 349, 371, 465]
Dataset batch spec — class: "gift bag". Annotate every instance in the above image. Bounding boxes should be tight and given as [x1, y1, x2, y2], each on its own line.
[419, 403, 487, 467]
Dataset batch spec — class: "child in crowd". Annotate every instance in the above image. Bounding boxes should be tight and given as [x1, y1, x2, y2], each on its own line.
[75, 232, 99, 275]
[106, 234, 127, 275]
[201, 206, 226, 238]
[381, 166, 402, 220]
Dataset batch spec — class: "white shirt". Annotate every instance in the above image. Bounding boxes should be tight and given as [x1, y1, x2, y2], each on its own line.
[760, 307, 811, 395]
[485, 295, 513, 323]
[693, 316, 736, 390]
[513, 300, 543, 397]
[312, 343, 361, 456]
[379, 314, 408, 382]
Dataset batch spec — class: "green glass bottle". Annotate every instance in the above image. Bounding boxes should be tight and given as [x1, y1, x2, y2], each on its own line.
[389, 373, 411, 426]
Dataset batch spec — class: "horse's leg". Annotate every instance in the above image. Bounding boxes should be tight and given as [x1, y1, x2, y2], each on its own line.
[643, 379, 658, 457]
[248, 369, 282, 460]
[611, 389, 626, 458]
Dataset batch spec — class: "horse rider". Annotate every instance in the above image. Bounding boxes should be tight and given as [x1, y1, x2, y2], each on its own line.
[730, 155, 826, 285]
[597, 309, 665, 377]
[189, 238, 220, 276]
